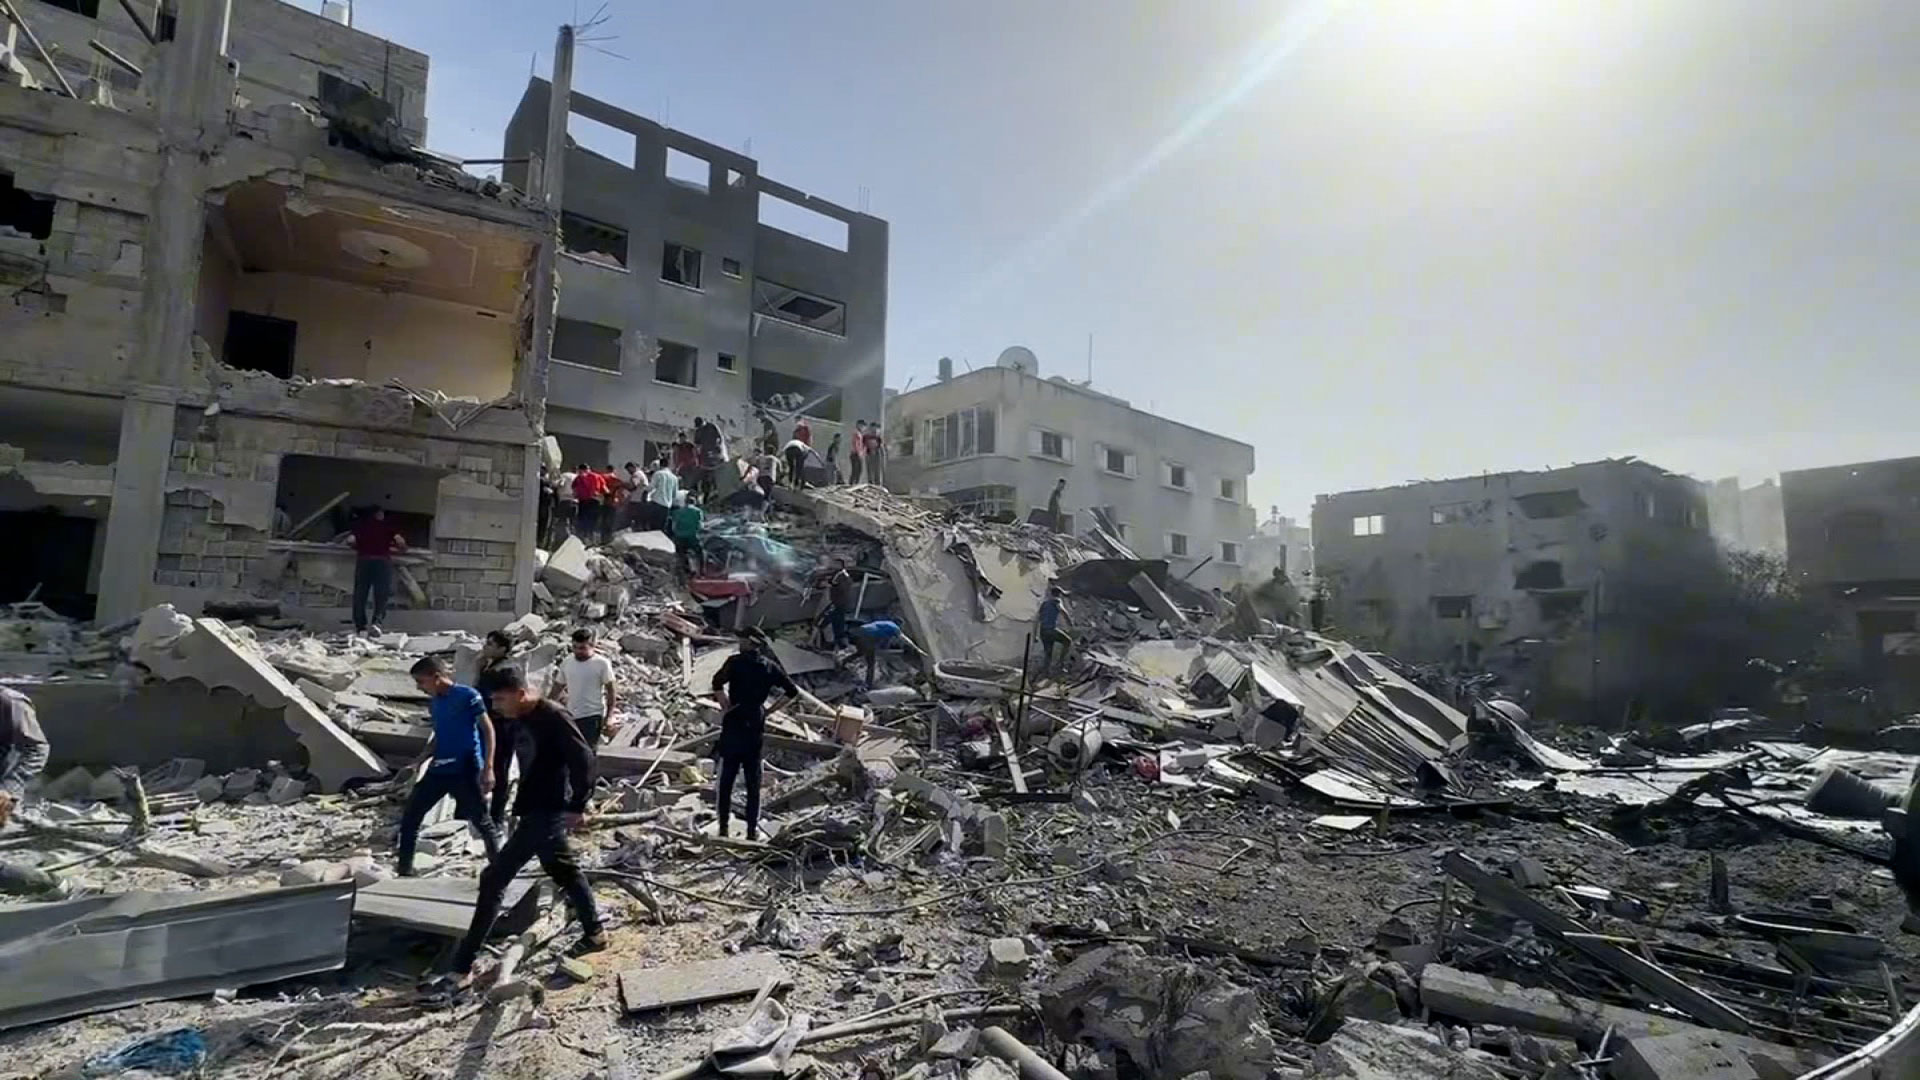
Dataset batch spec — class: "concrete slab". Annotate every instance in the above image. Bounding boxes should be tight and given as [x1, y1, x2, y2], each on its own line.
[1129, 572, 1188, 629]
[541, 536, 592, 594]
[353, 876, 543, 939]
[1613, 1029, 1828, 1080]
[129, 607, 386, 792]
[616, 952, 789, 1014]
[1420, 965, 1704, 1043]
[1306, 1019, 1504, 1080]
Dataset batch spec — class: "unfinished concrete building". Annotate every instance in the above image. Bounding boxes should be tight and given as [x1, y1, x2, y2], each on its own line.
[2, 0, 548, 629]
[884, 351, 1257, 593]
[1782, 455, 1920, 707]
[1312, 459, 1713, 712]
[500, 79, 888, 470]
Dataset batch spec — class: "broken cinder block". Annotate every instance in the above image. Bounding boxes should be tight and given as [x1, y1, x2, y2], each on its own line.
[540, 537, 592, 595]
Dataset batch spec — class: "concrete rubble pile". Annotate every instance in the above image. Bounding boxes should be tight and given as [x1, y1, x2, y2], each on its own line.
[0, 484, 1917, 1079]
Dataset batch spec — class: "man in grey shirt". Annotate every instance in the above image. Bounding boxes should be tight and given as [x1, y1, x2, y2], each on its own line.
[0, 686, 49, 826]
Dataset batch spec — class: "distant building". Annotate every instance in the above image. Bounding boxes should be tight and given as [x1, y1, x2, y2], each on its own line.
[1312, 459, 1713, 713]
[1242, 511, 1313, 586]
[1782, 456, 1920, 704]
[884, 351, 1256, 592]
[502, 79, 888, 469]
[1706, 477, 1786, 555]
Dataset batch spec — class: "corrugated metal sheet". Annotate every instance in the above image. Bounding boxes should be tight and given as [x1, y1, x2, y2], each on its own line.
[0, 881, 354, 1031]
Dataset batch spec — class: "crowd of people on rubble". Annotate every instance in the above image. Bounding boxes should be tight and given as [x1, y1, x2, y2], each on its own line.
[529, 410, 890, 558]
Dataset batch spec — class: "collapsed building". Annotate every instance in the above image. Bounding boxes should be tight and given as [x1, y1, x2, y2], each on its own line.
[2, 0, 547, 629]
[1312, 458, 1715, 715]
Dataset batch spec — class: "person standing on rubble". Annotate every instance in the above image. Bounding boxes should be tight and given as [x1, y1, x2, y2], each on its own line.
[759, 411, 779, 456]
[569, 463, 601, 544]
[850, 618, 926, 687]
[474, 630, 523, 829]
[1047, 478, 1067, 533]
[782, 436, 810, 489]
[536, 464, 554, 549]
[862, 420, 886, 487]
[0, 686, 49, 827]
[622, 461, 649, 532]
[711, 629, 800, 841]
[396, 656, 502, 876]
[674, 431, 700, 497]
[670, 492, 704, 575]
[792, 415, 811, 447]
[848, 421, 865, 485]
[555, 629, 618, 746]
[347, 506, 406, 635]
[598, 465, 623, 544]
[822, 557, 856, 649]
[646, 455, 680, 532]
[552, 465, 578, 545]
[824, 432, 843, 485]
[436, 665, 606, 993]
[1038, 585, 1074, 671]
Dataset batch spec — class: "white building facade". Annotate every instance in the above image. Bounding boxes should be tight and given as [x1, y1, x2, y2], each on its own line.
[885, 353, 1257, 592]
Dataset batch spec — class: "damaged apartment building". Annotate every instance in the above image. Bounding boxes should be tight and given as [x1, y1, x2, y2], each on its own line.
[1, 0, 549, 628]
[499, 78, 888, 471]
[885, 349, 1257, 593]
[1312, 458, 1713, 711]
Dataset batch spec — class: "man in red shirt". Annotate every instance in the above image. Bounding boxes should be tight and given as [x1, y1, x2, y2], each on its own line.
[347, 507, 407, 633]
[570, 463, 604, 545]
[792, 417, 811, 447]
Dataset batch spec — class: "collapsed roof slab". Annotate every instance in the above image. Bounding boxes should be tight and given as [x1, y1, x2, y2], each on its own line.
[129, 607, 386, 792]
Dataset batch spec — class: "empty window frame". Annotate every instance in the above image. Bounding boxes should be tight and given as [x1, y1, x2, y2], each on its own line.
[945, 485, 1017, 521]
[1099, 445, 1136, 477]
[1167, 532, 1191, 558]
[1219, 541, 1241, 565]
[1535, 591, 1586, 619]
[757, 191, 850, 251]
[721, 257, 743, 278]
[1352, 513, 1385, 537]
[1, 171, 54, 240]
[1218, 477, 1238, 501]
[223, 311, 298, 378]
[926, 406, 996, 464]
[664, 147, 710, 191]
[654, 340, 698, 388]
[1515, 489, 1586, 519]
[1433, 595, 1473, 619]
[42, 0, 101, 15]
[1027, 427, 1071, 462]
[1432, 501, 1475, 526]
[560, 212, 629, 269]
[552, 317, 622, 372]
[660, 242, 703, 289]
[717, 352, 738, 373]
[1515, 560, 1565, 590]
[1164, 462, 1190, 490]
[753, 280, 846, 335]
[749, 369, 843, 422]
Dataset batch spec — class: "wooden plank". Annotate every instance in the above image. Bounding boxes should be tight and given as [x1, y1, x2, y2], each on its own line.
[616, 953, 789, 1014]
[1441, 852, 1751, 1033]
[353, 877, 542, 939]
[990, 712, 1027, 794]
[285, 490, 352, 540]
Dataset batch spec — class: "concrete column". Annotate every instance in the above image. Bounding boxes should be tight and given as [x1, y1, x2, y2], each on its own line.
[96, 0, 233, 622]
[514, 448, 539, 614]
[522, 24, 575, 431]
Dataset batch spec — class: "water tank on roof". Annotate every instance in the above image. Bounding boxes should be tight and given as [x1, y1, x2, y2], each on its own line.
[996, 346, 1038, 376]
[937, 356, 953, 383]
[321, 0, 352, 26]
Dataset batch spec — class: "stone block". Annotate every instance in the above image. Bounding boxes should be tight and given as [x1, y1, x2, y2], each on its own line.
[1612, 1030, 1828, 1080]
[1306, 1020, 1504, 1080]
[987, 938, 1030, 979]
[540, 536, 592, 595]
[267, 776, 308, 804]
[1508, 857, 1553, 889]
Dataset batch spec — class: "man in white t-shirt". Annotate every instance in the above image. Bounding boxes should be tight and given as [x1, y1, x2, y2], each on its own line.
[555, 628, 618, 745]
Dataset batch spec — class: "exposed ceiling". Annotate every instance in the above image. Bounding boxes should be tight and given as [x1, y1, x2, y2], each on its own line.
[216, 182, 534, 312]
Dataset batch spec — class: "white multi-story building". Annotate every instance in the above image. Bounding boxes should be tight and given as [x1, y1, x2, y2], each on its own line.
[885, 350, 1256, 592]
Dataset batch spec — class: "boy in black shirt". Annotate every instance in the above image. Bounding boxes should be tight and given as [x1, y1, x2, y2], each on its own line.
[439, 666, 607, 990]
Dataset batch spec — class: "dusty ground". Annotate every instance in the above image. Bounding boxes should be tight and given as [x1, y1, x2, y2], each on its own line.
[4, 754, 1912, 1080]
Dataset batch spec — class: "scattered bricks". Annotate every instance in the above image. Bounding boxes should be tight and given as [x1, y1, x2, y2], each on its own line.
[1508, 858, 1553, 889]
[557, 956, 596, 983]
[987, 938, 1030, 980]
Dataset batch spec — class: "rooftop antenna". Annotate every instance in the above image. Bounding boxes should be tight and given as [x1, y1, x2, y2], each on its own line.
[1086, 332, 1093, 385]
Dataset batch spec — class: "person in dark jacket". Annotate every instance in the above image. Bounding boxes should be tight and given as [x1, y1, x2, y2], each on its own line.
[710, 630, 799, 841]
[473, 630, 521, 828]
[438, 665, 607, 990]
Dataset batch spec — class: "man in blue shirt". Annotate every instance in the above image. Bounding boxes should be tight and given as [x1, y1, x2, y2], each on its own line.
[1038, 585, 1073, 671]
[395, 656, 502, 876]
[849, 619, 926, 687]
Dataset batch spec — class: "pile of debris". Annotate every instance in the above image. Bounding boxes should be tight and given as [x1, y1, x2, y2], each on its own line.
[1, 483, 1918, 1079]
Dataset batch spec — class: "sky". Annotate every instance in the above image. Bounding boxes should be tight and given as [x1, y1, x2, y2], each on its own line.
[341, 0, 1920, 521]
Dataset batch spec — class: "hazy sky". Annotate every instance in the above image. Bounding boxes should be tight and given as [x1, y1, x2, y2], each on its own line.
[346, 0, 1919, 519]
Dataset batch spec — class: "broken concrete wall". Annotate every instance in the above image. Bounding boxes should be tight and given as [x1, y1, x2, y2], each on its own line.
[154, 411, 530, 620]
[15, 677, 301, 774]
[10, 0, 431, 143]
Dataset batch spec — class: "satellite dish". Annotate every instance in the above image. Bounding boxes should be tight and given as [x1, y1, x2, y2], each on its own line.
[995, 346, 1038, 375]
